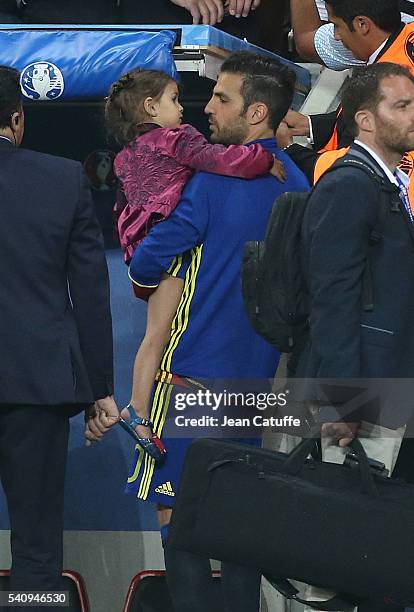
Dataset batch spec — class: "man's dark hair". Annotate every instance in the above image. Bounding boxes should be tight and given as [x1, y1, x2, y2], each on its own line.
[341, 62, 414, 136]
[325, 0, 401, 33]
[0, 66, 21, 130]
[220, 52, 296, 131]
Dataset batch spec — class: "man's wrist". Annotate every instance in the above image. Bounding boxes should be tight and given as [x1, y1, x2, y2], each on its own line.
[307, 116, 314, 145]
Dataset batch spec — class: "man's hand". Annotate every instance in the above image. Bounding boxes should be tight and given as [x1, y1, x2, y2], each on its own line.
[171, 0, 225, 25]
[170, 0, 260, 24]
[321, 421, 360, 448]
[285, 109, 311, 138]
[276, 120, 294, 150]
[226, 0, 261, 18]
[85, 395, 120, 446]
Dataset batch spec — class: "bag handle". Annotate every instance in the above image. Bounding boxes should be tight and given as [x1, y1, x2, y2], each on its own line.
[263, 575, 360, 611]
[282, 436, 379, 497]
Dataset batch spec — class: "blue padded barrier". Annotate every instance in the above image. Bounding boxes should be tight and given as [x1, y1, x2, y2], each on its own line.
[0, 24, 311, 100]
[0, 28, 177, 100]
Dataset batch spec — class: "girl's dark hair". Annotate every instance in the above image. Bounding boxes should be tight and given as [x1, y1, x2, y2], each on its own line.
[0, 66, 22, 130]
[105, 69, 175, 145]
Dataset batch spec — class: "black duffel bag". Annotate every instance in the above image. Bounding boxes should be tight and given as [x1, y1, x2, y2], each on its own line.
[169, 438, 414, 609]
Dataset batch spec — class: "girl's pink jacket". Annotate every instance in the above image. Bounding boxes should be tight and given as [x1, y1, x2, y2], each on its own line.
[113, 123, 274, 263]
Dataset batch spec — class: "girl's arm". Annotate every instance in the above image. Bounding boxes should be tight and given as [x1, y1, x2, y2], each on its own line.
[158, 124, 275, 179]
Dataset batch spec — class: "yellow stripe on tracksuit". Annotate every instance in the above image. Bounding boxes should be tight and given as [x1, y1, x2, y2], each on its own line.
[161, 246, 203, 372]
[167, 254, 183, 277]
[127, 380, 172, 499]
[127, 246, 203, 500]
[125, 383, 164, 486]
[138, 382, 173, 500]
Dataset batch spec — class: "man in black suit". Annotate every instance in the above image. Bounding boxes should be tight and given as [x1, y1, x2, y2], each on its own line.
[297, 62, 414, 612]
[0, 66, 119, 603]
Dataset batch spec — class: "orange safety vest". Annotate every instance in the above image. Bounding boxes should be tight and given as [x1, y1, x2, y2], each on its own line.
[319, 22, 414, 154]
[313, 147, 349, 183]
[315, 22, 414, 211]
[314, 148, 414, 213]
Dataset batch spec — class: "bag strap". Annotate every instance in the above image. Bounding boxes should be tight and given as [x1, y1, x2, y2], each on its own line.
[319, 155, 399, 311]
[282, 435, 379, 497]
[263, 575, 360, 611]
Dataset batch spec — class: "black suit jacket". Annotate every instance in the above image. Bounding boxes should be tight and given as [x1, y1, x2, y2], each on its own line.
[297, 144, 414, 428]
[0, 138, 113, 410]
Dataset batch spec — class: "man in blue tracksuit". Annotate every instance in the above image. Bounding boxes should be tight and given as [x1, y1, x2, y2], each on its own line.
[128, 52, 309, 612]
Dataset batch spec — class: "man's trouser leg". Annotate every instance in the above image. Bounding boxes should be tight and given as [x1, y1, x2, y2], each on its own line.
[0, 405, 70, 594]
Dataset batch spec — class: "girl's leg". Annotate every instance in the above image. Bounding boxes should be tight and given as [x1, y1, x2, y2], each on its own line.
[158, 505, 218, 612]
[121, 274, 183, 437]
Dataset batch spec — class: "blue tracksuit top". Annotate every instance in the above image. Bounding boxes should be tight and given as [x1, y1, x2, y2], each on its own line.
[129, 137, 309, 379]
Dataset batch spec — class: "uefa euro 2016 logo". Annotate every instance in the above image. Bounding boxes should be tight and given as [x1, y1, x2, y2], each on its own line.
[20, 62, 64, 101]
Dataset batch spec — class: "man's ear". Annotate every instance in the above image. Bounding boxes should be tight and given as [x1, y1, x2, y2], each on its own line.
[10, 111, 20, 130]
[352, 15, 372, 37]
[355, 109, 375, 134]
[247, 102, 269, 126]
[143, 96, 158, 118]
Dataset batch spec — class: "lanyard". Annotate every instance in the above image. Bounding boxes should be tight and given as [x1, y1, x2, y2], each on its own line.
[395, 174, 414, 225]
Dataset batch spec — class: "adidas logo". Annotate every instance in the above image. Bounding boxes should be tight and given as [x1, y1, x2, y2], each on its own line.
[154, 481, 175, 496]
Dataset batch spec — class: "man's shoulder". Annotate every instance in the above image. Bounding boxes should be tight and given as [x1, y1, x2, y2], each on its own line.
[308, 161, 379, 219]
[17, 147, 81, 174]
[315, 158, 381, 188]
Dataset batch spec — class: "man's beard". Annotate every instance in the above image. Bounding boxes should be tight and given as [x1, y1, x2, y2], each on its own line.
[376, 118, 414, 158]
[210, 116, 249, 145]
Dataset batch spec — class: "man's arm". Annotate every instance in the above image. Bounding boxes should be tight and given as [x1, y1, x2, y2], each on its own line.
[290, 1, 365, 68]
[284, 109, 343, 152]
[306, 171, 378, 380]
[129, 174, 210, 289]
[305, 171, 380, 444]
[67, 166, 115, 402]
[290, 0, 323, 61]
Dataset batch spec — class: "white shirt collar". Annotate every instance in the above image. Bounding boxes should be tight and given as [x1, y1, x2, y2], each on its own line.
[368, 38, 388, 65]
[354, 139, 410, 188]
[0, 135, 13, 144]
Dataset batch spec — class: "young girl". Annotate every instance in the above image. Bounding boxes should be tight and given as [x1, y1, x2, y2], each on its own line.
[105, 68, 285, 460]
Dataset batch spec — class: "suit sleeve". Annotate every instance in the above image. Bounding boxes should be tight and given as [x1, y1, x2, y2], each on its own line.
[305, 171, 378, 385]
[129, 174, 209, 289]
[67, 166, 114, 399]
[309, 111, 339, 151]
[159, 124, 274, 178]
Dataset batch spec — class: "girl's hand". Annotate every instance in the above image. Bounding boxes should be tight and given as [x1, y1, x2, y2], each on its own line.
[270, 157, 287, 182]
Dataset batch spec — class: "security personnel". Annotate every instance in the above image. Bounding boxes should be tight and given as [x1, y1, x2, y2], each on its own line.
[286, 0, 414, 203]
